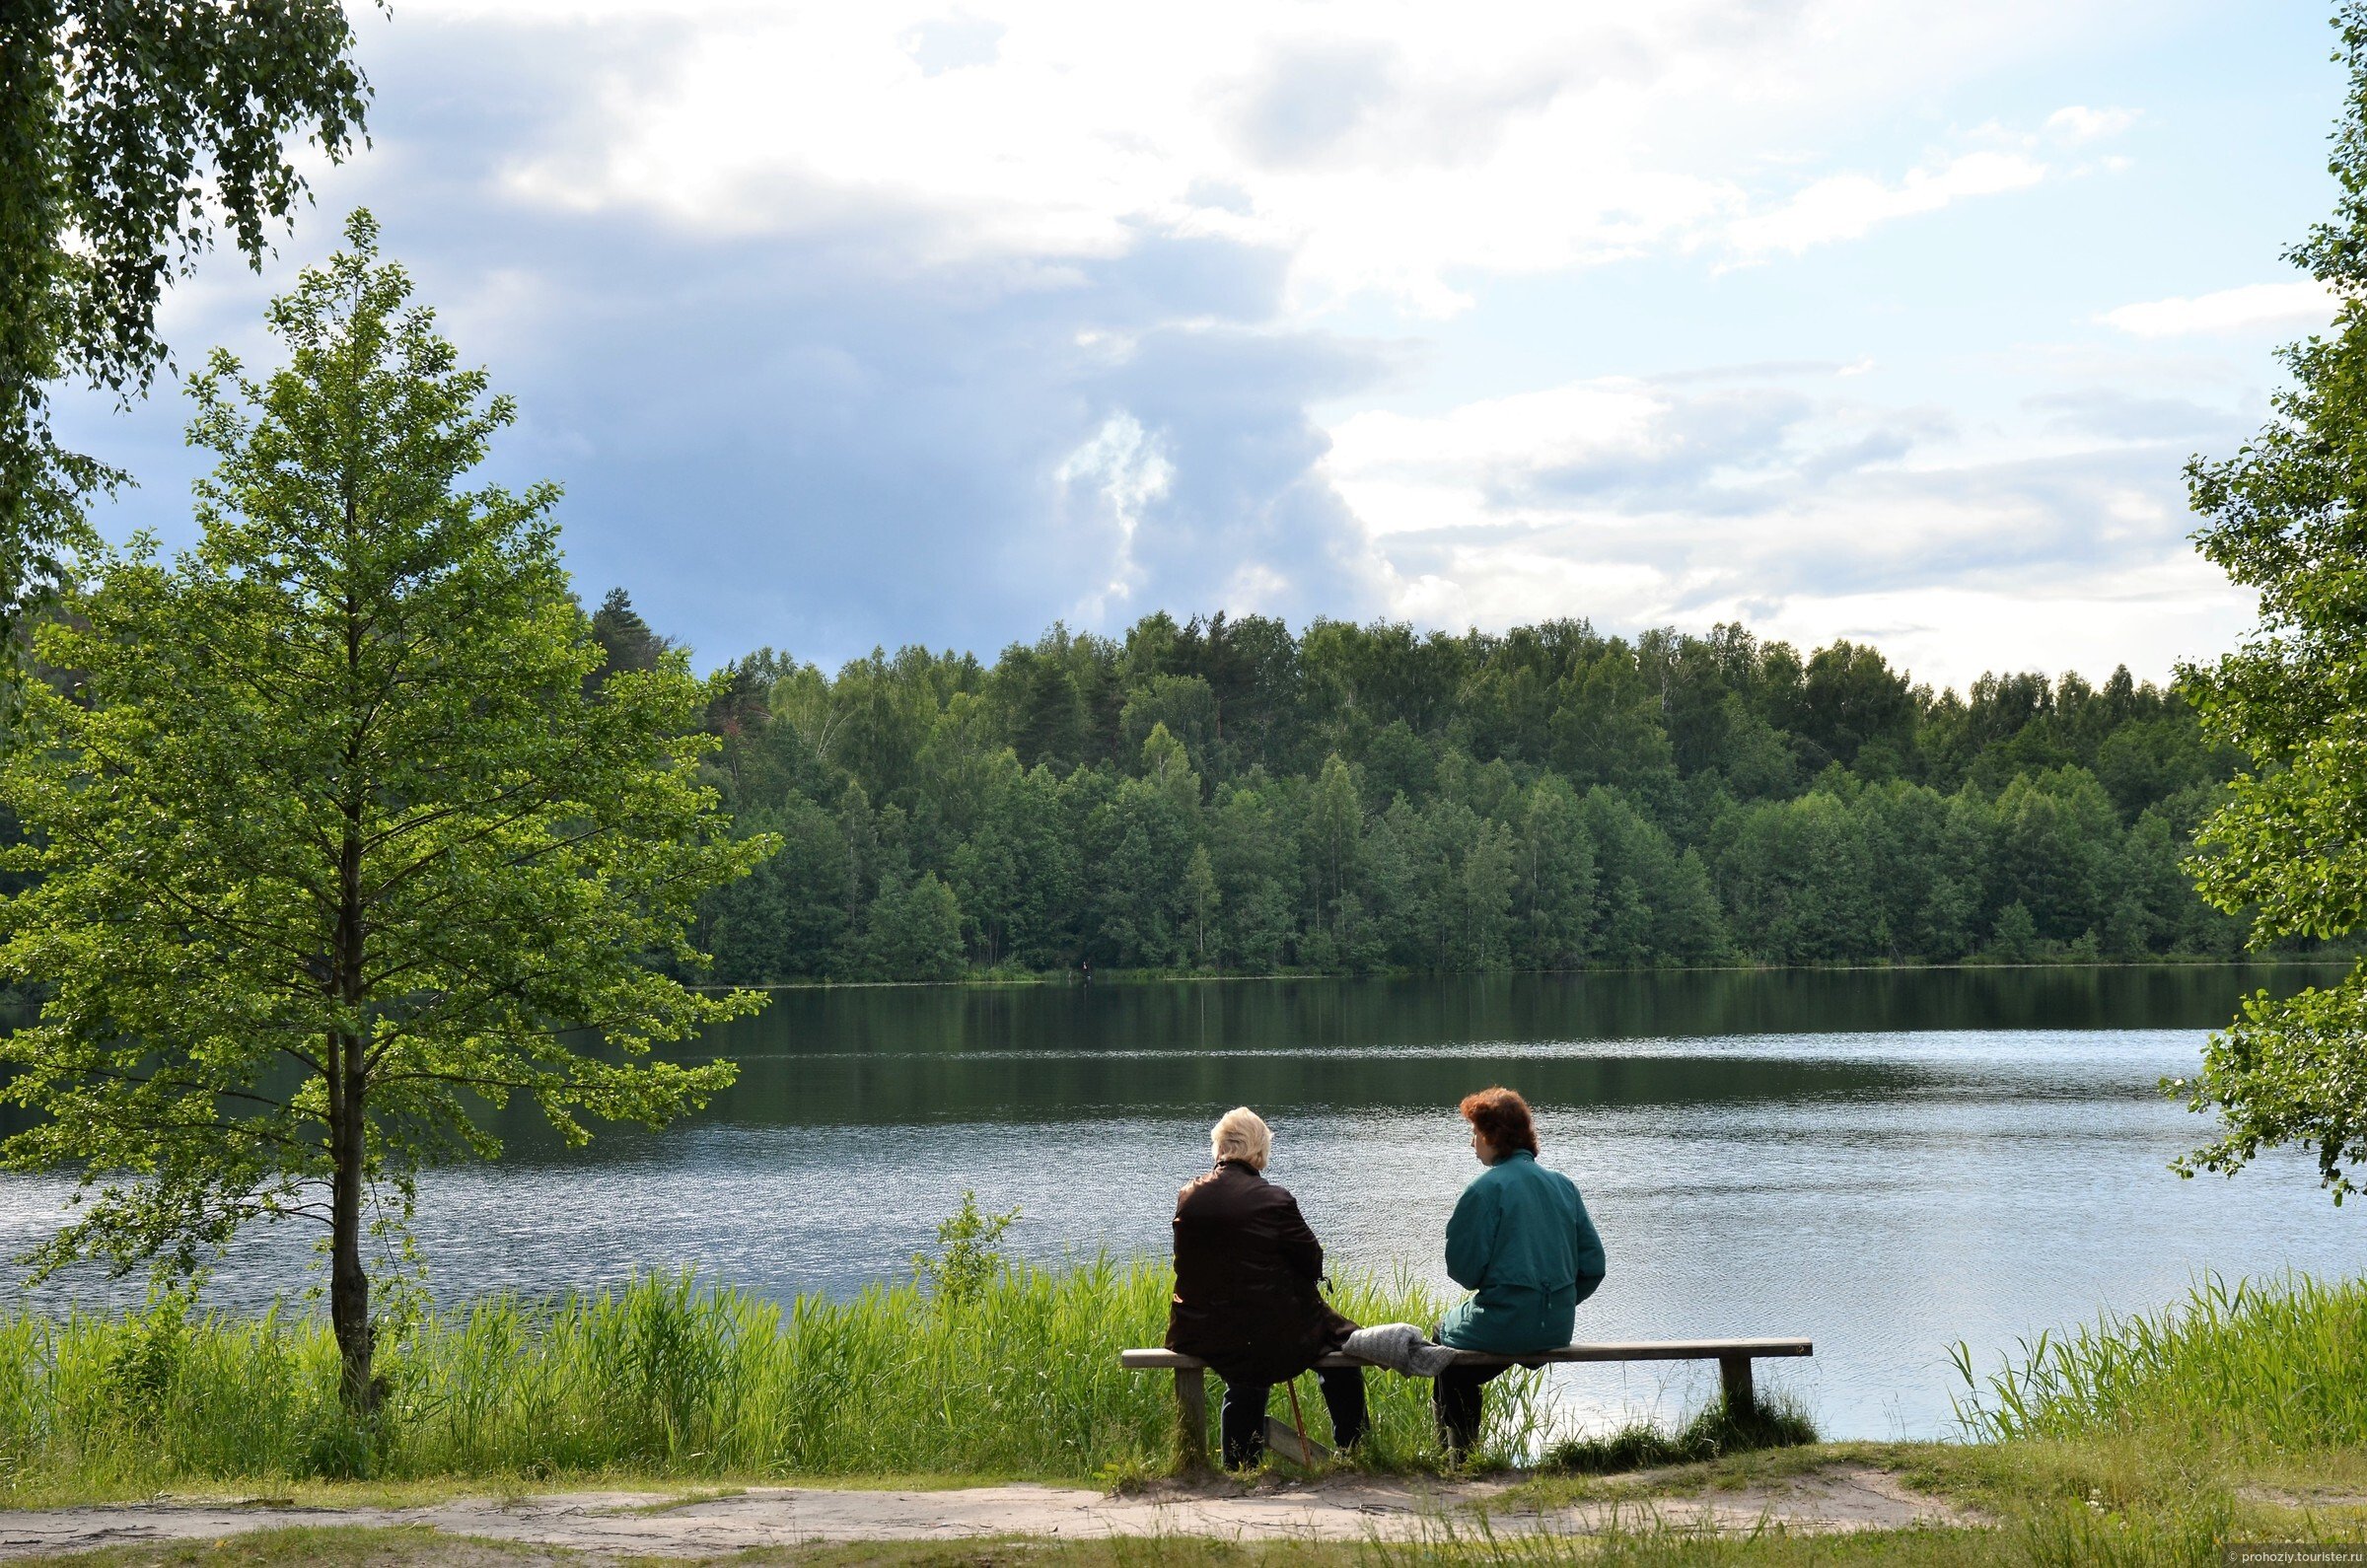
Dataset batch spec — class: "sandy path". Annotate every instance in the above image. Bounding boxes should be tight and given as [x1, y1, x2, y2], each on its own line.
[0, 1468, 1977, 1558]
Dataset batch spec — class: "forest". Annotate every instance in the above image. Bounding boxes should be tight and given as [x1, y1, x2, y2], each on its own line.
[583, 594, 2282, 983]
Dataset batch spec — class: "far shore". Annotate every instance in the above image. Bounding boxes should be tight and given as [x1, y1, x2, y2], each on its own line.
[687, 954, 2355, 991]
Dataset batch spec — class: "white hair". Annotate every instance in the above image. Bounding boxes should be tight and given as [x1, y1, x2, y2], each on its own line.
[1210, 1106, 1271, 1170]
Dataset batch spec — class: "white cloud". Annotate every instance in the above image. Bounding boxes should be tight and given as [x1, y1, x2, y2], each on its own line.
[432, 0, 2119, 312]
[2044, 104, 2138, 142]
[1725, 149, 2048, 258]
[1689, 560, 2254, 693]
[1326, 380, 1670, 536]
[1319, 368, 2255, 686]
[1716, 99, 2140, 262]
[2098, 279, 2338, 338]
[115, 0, 2259, 690]
[1055, 412, 1175, 621]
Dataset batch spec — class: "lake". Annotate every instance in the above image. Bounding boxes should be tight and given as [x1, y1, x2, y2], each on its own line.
[0, 964, 2356, 1441]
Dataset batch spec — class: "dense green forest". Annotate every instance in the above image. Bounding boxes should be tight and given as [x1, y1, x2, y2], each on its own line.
[587, 593, 2278, 982]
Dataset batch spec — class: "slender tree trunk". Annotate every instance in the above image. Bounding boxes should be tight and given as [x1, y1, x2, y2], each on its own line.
[329, 819, 372, 1410]
[328, 1034, 372, 1413]
[330, 574, 373, 1413]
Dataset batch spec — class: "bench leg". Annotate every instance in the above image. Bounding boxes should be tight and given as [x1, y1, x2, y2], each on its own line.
[1175, 1366, 1208, 1469]
[1719, 1355, 1757, 1419]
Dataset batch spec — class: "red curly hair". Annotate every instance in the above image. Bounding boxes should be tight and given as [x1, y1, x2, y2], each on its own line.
[1459, 1086, 1540, 1159]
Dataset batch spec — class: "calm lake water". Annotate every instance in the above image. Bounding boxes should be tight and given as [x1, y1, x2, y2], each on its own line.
[1, 964, 2358, 1441]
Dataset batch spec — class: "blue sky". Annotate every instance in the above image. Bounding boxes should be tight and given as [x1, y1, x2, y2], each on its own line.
[52, 0, 2350, 691]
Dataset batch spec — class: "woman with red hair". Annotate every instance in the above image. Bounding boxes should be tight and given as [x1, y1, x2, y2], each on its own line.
[1434, 1086, 1606, 1458]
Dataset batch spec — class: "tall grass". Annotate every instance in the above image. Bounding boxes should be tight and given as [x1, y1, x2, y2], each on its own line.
[1953, 1272, 2367, 1455]
[0, 1261, 1551, 1493]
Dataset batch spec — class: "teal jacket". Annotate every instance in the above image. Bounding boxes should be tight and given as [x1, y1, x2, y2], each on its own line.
[1438, 1151, 1607, 1353]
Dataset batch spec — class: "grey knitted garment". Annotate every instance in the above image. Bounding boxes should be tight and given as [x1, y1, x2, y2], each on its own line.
[1342, 1321, 1458, 1378]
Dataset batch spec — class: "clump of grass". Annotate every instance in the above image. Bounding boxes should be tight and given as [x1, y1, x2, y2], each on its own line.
[1542, 1391, 1817, 1475]
[1953, 1272, 2367, 1456]
[1375, 1490, 2241, 1567]
[0, 1259, 1554, 1497]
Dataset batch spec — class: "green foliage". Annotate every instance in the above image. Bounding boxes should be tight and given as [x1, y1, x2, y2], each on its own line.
[1954, 1273, 2367, 1458]
[0, 1, 373, 636]
[0, 214, 771, 1406]
[587, 587, 674, 691]
[860, 872, 967, 981]
[0, 1262, 1492, 1490]
[2174, 0, 2367, 1201]
[675, 601, 2264, 983]
[1991, 902, 2039, 963]
[1180, 844, 1220, 966]
[1542, 1389, 1818, 1474]
[911, 1190, 1021, 1306]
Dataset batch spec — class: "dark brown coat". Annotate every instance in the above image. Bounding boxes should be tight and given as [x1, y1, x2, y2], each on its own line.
[1165, 1159, 1356, 1384]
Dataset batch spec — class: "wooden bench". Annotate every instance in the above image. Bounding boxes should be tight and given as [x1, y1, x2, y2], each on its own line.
[1120, 1337, 1813, 1466]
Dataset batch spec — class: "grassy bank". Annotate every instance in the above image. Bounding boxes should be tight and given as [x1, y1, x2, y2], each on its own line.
[0, 1261, 1550, 1498]
[1955, 1270, 2367, 1454]
[5, 1266, 2367, 1563]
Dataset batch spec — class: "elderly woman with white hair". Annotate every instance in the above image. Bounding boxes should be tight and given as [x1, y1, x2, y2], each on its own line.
[1164, 1106, 1367, 1468]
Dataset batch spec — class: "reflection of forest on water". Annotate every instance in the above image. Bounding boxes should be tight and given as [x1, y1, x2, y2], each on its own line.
[711, 962, 2332, 1057]
[481, 963, 2334, 1147]
[0, 965, 2333, 1154]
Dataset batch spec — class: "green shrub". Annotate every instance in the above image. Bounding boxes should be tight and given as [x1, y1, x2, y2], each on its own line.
[911, 1190, 1021, 1306]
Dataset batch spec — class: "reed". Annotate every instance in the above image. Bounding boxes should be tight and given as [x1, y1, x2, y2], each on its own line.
[0, 1261, 1549, 1492]
[1952, 1271, 2367, 1455]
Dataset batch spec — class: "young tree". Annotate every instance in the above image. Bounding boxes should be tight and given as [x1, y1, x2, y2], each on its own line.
[0, 214, 772, 1411]
[2, 3, 373, 639]
[1207, 782, 1294, 971]
[588, 587, 674, 686]
[2169, 3, 2367, 1202]
[1514, 776, 1596, 969]
[1180, 844, 1219, 966]
[859, 871, 966, 980]
[1306, 752, 1362, 937]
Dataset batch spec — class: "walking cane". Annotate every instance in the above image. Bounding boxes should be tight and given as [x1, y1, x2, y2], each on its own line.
[1260, 1377, 1328, 1468]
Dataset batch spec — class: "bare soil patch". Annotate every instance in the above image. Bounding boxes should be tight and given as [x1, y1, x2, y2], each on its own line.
[0, 1464, 1980, 1560]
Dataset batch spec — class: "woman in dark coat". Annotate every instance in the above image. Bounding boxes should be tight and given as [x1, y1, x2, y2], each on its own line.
[1166, 1106, 1366, 1468]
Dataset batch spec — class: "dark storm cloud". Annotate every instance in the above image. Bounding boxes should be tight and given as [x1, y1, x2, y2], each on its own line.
[50, 10, 1394, 671]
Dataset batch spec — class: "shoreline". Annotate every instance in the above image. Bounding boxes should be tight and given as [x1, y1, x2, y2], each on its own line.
[687, 954, 2357, 992]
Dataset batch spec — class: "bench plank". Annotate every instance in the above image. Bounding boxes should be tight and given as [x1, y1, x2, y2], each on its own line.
[1120, 1337, 1811, 1373]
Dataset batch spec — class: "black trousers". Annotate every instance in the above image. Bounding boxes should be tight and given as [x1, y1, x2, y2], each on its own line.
[1218, 1366, 1368, 1468]
[1433, 1363, 1511, 1457]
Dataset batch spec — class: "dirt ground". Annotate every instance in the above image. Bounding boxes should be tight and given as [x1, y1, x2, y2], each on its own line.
[0, 1465, 1979, 1559]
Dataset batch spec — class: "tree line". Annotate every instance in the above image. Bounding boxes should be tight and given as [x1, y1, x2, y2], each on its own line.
[585, 596, 2281, 981]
